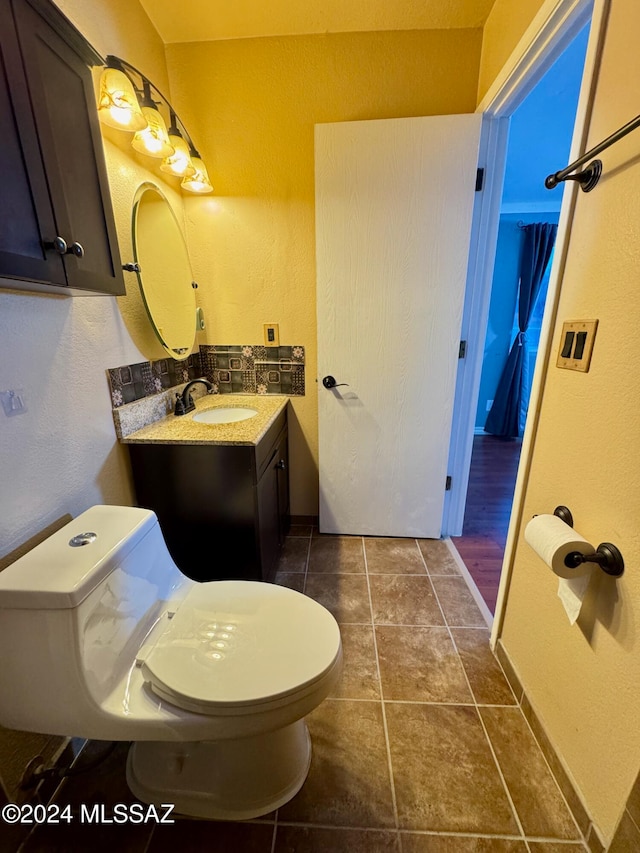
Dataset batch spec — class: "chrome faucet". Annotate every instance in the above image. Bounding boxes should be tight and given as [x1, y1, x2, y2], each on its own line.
[174, 379, 214, 416]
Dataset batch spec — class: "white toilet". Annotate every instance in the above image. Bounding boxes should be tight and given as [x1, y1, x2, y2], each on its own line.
[0, 505, 342, 820]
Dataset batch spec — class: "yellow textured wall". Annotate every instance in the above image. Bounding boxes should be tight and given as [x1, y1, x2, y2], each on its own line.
[477, 0, 547, 103]
[166, 30, 482, 514]
[500, 0, 640, 842]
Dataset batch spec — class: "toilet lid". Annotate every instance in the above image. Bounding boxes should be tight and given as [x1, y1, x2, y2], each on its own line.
[140, 581, 341, 712]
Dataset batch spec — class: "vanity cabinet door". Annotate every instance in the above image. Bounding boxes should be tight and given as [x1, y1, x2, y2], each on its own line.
[256, 424, 290, 580]
[256, 446, 281, 581]
[0, 0, 125, 295]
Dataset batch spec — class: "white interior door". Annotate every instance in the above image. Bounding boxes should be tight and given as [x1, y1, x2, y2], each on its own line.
[316, 114, 482, 537]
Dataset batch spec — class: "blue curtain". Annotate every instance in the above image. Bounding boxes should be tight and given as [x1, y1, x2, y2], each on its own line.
[485, 222, 557, 439]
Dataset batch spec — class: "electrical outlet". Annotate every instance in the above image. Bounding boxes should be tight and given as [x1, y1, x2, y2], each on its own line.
[264, 324, 280, 346]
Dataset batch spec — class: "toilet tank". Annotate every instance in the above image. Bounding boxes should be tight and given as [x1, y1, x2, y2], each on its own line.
[0, 505, 190, 735]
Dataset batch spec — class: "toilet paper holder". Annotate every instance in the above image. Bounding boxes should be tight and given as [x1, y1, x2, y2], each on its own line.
[551, 506, 625, 577]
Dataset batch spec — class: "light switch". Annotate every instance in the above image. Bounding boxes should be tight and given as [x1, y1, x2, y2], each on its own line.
[556, 320, 598, 372]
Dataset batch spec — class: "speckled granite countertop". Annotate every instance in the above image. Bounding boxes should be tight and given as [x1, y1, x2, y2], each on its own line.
[121, 395, 289, 446]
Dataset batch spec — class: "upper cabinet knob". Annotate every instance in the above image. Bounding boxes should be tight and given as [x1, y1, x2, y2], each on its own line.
[44, 236, 68, 255]
[44, 237, 84, 258]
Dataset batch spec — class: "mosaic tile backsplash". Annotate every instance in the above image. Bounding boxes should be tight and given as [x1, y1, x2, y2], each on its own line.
[107, 353, 203, 408]
[107, 345, 305, 409]
[200, 345, 305, 396]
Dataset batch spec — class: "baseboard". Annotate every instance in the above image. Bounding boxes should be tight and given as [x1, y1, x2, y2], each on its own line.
[494, 640, 609, 851]
[290, 515, 318, 527]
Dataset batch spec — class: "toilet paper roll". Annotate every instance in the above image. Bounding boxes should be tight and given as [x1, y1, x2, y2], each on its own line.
[524, 514, 596, 579]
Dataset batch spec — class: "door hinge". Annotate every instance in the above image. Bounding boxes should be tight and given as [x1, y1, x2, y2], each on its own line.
[445, 475, 452, 491]
[475, 168, 485, 192]
[458, 340, 467, 359]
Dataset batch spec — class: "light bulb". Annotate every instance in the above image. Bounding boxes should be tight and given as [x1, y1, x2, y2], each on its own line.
[131, 106, 175, 159]
[161, 134, 196, 177]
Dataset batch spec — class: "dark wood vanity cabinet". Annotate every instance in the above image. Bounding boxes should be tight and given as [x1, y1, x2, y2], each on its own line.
[0, 0, 124, 295]
[128, 410, 291, 583]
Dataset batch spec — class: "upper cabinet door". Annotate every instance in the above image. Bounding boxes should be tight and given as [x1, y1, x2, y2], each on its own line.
[0, 0, 66, 286]
[0, 0, 125, 295]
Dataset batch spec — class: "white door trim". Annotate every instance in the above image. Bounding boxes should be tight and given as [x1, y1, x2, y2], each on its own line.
[438, 0, 610, 646]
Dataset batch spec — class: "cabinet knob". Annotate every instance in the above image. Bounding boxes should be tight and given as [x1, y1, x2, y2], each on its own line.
[44, 236, 68, 255]
[276, 459, 286, 470]
[44, 237, 84, 258]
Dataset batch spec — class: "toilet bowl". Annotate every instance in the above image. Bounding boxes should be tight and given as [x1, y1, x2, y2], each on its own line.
[0, 505, 342, 819]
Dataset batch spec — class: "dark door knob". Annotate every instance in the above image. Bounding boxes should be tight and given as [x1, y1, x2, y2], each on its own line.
[322, 375, 349, 389]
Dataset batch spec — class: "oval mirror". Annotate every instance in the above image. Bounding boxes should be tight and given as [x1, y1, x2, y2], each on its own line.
[132, 183, 197, 360]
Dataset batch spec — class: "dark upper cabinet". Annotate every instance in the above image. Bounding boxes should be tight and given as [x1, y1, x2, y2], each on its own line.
[0, 0, 125, 295]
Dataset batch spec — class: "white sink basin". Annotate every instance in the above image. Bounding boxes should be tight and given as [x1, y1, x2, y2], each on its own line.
[193, 407, 259, 425]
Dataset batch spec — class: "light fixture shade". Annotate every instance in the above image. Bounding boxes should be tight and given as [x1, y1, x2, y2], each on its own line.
[131, 106, 175, 158]
[161, 134, 196, 177]
[97, 67, 147, 131]
[181, 157, 213, 194]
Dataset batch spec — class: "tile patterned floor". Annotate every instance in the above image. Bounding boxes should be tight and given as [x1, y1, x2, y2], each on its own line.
[22, 528, 587, 852]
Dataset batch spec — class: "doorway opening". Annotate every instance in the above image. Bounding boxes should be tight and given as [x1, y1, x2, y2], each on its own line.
[452, 24, 590, 614]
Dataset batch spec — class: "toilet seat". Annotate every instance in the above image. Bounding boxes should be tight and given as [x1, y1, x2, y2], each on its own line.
[139, 581, 341, 717]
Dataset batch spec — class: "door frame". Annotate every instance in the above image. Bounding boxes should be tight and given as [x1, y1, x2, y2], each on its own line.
[439, 0, 609, 642]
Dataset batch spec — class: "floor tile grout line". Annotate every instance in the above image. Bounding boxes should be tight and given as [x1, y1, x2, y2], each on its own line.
[273, 818, 587, 844]
[416, 540, 530, 848]
[361, 536, 401, 842]
[328, 696, 524, 709]
[270, 810, 278, 853]
[273, 821, 581, 841]
[462, 651, 531, 850]
[142, 822, 156, 853]
[414, 541, 452, 633]
[301, 533, 312, 595]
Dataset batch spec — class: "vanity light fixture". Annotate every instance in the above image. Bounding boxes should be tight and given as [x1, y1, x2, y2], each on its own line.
[97, 58, 147, 131]
[97, 55, 213, 193]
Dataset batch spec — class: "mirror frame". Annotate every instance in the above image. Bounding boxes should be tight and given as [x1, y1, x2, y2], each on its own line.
[131, 182, 197, 361]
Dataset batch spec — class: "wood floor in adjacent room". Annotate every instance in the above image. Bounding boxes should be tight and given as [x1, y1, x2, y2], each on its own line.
[452, 434, 523, 614]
